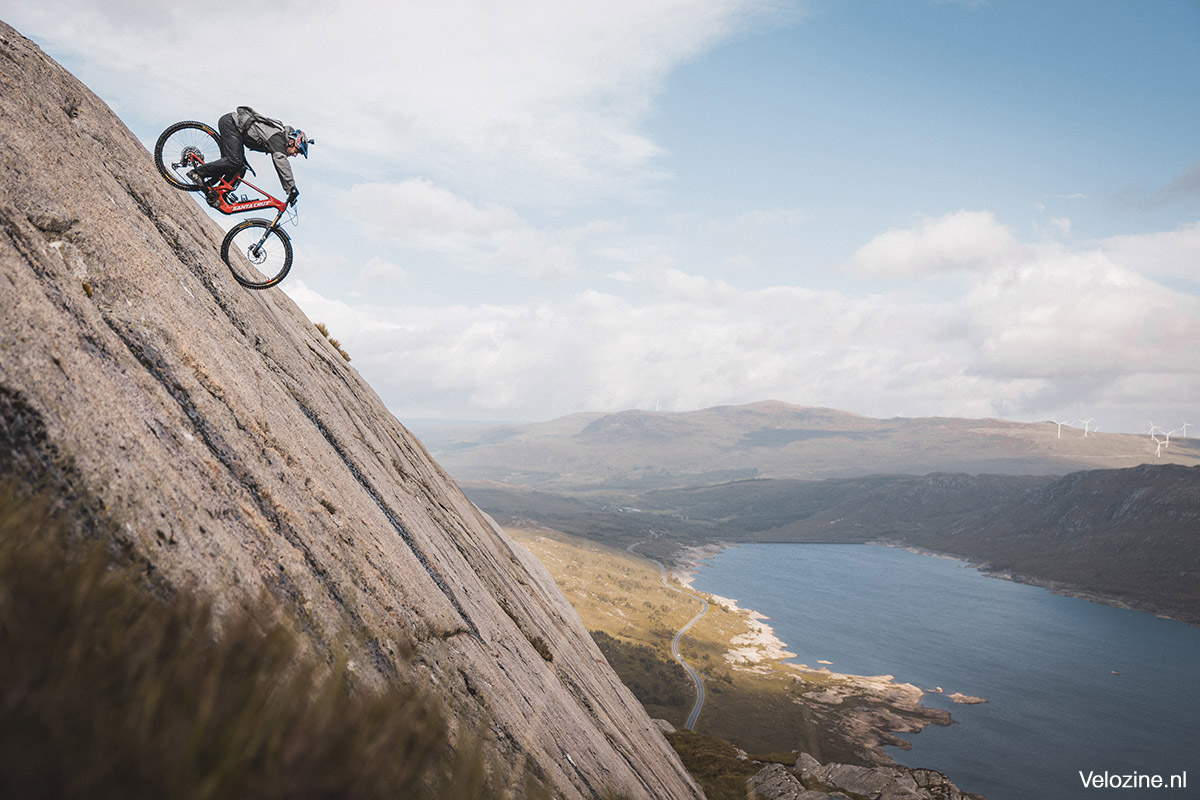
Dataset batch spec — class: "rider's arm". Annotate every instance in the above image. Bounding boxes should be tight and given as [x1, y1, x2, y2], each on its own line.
[266, 133, 297, 196]
[271, 151, 297, 195]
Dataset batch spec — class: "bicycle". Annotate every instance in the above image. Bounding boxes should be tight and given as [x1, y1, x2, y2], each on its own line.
[153, 120, 296, 290]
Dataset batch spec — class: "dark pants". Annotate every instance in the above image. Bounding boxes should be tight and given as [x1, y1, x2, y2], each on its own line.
[193, 113, 245, 182]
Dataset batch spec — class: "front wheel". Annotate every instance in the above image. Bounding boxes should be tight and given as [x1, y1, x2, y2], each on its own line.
[154, 120, 220, 191]
[221, 220, 293, 290]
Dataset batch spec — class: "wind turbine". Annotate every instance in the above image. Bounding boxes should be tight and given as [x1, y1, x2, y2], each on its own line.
[1150, 431, 1165, 458]
[1163, 428, 1178, 449]
[1080, 418, 1095, 437]
[1053, 420, 1069, 439]
[1181, 421, 1191, 439]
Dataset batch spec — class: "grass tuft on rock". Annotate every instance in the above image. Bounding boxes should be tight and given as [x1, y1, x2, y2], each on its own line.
[314, 322, 352, 362]
[0, 484, 481, 800]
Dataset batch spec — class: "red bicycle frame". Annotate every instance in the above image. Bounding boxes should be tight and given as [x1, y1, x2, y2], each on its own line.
[204, 170, 288, 216]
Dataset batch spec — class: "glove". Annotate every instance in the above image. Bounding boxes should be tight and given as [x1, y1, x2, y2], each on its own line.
[287, 187, 300, 206]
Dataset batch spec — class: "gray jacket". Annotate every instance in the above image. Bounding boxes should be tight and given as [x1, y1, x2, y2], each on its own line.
[234, 106, 297, 194]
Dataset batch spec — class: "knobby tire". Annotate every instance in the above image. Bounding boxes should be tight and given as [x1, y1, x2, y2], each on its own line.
[154, 120, 220, 191]
[221, 220, 293, 290]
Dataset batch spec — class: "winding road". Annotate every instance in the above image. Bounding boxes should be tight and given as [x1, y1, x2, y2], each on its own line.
[629, 543, 709, 730]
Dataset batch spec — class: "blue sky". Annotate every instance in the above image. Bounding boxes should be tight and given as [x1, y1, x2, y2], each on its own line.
[7, 0, 1200, 434]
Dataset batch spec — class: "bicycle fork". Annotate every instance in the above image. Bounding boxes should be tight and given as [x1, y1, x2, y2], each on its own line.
[247, 207, 286, 260]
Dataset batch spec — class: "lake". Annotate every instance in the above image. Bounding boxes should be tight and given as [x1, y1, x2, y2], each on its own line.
[689, 543, 1198, 800]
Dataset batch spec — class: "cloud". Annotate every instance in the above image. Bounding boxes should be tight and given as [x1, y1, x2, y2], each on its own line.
[345, 180, 523, 242]
[965, 249, 1200, 380]
[7, 0, 786, 204]
[10, 3, 1195, 433]
[849, 210, 1025, 277]
[287, 271, 967, 422]
[1099, 221, 1200, 280]
[340, 179, 622, 279]
[287, 213, 1200, 432]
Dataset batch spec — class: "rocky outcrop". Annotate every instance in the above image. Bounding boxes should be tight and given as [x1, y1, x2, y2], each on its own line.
[748, 754, 981, 800]
[946, 693, 986, 705]
[803, 673, 953, 764]
[0, 20, 700, 799]
[749, 764, 842, 800]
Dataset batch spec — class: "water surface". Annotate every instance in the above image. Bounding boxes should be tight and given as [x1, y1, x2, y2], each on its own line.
[690, 544, 1199, 800]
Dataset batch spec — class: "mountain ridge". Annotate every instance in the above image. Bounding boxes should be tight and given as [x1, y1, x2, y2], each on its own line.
[423, 400, 1200, 491]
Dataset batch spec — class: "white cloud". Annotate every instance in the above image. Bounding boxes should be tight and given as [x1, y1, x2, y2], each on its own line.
[11, 3, 1197, 434]
[340, 179, 622, 279]
[849, 210, 1025, 277]
[8, 0, 786, 204]
[346, 180, 523, 242]
[965, 249, 1200, 380]
[287, 214, 1200, 433]
[1099, 221, 1200, 280]
[288, 272, 965, 422]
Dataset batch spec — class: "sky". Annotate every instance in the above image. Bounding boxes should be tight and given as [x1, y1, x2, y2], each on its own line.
[7, 0, 1200, 434]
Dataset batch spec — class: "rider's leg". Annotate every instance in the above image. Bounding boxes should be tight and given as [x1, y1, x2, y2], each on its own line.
[192, 113, 246, 183]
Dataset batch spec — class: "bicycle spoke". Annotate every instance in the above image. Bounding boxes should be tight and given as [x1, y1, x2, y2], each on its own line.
[221, 220, 293, 289]
[154, 122, 221, 188]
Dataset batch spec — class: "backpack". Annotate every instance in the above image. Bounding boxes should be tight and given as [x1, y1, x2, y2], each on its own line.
[235, 106, 288, 145]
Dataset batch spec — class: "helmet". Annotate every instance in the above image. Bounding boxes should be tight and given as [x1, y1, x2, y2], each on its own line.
[289, 129, 313, 158]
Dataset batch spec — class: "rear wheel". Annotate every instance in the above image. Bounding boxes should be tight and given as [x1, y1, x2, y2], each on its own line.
[221, 219, 293, 290]
[154, 120, 220, 191]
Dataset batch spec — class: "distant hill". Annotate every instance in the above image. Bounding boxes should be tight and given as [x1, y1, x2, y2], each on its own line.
[635, 465, 1200, 621]
[466, 465, 1200, 625]
[910, 464, 1200, 623]
[423, 404, 1200, 625]
[423, 401, 1200, 491]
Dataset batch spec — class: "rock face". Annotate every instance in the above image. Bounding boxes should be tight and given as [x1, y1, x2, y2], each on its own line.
[0, 20, 700, 800]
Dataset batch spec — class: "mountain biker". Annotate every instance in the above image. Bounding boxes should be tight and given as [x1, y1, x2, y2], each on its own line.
[187, 106, 311, 208]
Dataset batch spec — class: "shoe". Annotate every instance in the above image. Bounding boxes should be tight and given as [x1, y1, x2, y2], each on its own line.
[188, 170, 221, 206]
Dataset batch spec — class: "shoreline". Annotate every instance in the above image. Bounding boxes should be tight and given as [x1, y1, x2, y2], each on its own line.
[666, 541, 958, 766]
[869, 539, 1199, 627]
[670, 537, 1197, 628]
[667, 541, 735, 589]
